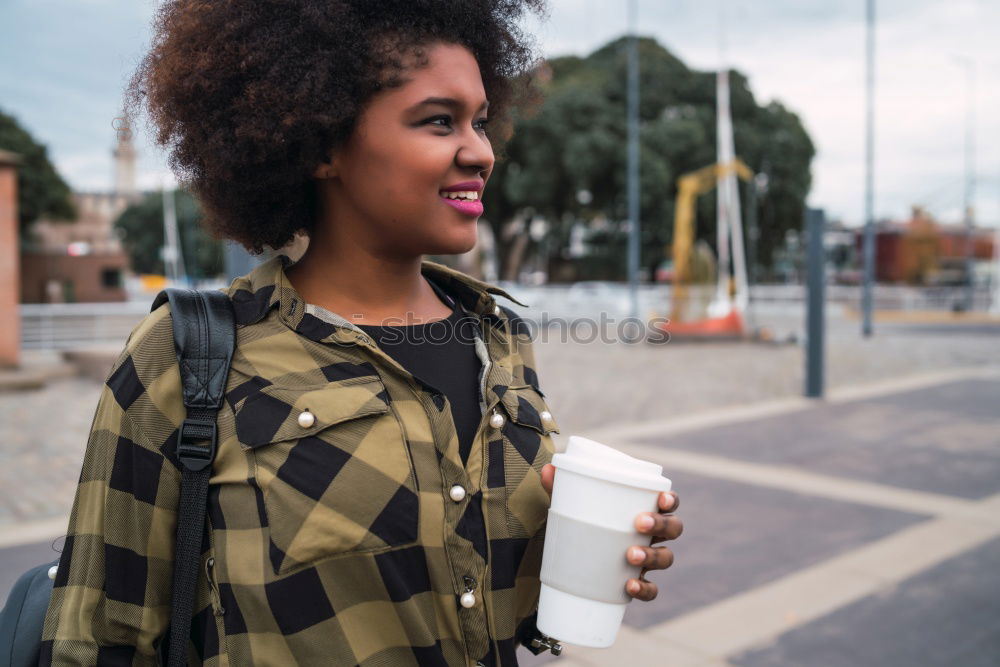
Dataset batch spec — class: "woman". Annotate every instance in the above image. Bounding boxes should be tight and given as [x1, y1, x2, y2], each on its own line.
[42, 1, 682, 664]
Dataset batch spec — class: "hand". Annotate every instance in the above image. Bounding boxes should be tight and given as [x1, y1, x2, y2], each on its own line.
[540, 463, 683, 602]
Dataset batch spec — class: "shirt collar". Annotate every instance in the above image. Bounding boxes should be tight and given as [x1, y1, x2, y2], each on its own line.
[228, 254, 526, 342]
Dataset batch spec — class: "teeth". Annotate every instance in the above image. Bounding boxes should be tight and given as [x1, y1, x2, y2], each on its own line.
[441, 190, 479, 201]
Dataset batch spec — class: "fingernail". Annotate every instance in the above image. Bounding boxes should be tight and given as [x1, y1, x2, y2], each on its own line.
[638, 514, 654, 531]
[627, 580, 640, 594]
[628, 547, 644, 563]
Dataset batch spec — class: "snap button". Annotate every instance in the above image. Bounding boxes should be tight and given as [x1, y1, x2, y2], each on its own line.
[461, 574, 477, 608]
[489, 411, 505, 429]
[449, 485, 467, 502]
[47, 564, 58, 580]
[297, 410, 316, 428]
[540, 410, 552, 423]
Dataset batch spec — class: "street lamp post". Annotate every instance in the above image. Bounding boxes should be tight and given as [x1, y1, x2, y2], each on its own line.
[626, 0, 640, 321]
[861, 0, 876, 337]
[953, 56, 976, 310]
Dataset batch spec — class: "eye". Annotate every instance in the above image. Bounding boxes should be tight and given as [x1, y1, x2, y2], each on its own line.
[423, 115, 489, 132]
[426, 115, 453, 128]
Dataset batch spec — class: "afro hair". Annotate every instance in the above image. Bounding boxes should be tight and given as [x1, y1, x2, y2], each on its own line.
[127, 0, 547, 253]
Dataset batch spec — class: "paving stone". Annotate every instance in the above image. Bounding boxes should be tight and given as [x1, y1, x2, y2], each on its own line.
[0, 377, 101, 523]
[638, 379, 1000, 499]
[731, 535, 1000, 667]
[2, 318, 996, 663]
[0, 539, 64, 603]
[617, 470, 927, 629]
[518, 468, 928, 664]
[535, 314, 1000, 437]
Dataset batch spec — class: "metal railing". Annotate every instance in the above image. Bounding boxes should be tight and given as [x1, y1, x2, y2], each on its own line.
[20, 302, 149, 350]
[18, 283, 996, 349]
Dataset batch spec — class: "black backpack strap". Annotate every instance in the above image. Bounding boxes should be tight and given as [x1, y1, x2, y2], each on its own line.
[152, 288, 235, 667]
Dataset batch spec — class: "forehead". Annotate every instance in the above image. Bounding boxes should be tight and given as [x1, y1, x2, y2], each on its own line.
[385, 42, 487, 109]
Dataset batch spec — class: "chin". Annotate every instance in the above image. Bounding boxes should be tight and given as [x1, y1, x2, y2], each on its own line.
[426, 230, 479, 256]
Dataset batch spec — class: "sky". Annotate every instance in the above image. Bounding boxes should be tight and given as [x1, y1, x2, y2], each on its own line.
[1, 0, 998, 228]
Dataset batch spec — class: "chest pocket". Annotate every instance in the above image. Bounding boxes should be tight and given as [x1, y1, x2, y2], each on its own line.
[496, 384, 559, 539]
[233, 375, 419, 575]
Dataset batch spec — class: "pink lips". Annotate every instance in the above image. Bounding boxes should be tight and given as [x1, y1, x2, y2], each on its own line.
[439, 180, 485, 216]
[440, 196, 484, 216]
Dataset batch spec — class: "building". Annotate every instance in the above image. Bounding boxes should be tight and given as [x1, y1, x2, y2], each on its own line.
[1, 150, 21, 366]
[858, 207, 996, 285]
[20, 119, 140, 303]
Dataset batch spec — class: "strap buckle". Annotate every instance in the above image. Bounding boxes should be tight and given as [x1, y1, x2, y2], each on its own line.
[177, 418, 217, 472]
[530, 635, 563, 656]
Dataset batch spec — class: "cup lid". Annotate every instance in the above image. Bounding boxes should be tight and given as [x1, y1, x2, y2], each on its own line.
[552, 436, 671, 492]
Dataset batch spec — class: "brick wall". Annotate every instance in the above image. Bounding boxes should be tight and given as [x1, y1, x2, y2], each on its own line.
[0, 152, 20, 367]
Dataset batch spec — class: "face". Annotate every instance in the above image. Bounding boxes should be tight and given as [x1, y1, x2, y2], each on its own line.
[316, 42, 494, 258]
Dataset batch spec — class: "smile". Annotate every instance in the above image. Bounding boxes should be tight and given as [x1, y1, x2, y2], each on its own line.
[440, 190, 479, 201]
[440, 192, 484, 216]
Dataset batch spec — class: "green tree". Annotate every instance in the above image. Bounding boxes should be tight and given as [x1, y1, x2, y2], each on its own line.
[114, 189, 224, 278]
[485, 36, 815, 280]
[0, 109, 76, 232]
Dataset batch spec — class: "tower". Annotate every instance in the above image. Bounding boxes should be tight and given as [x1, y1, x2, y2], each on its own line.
[709, 68, 749, 318]
[113, 115, 137, 199]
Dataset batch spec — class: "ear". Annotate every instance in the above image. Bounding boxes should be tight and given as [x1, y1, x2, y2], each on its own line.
[313, 151, 340, 179]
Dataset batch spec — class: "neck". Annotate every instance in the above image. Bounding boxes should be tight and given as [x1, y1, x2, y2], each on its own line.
[286, 230, 450, 326]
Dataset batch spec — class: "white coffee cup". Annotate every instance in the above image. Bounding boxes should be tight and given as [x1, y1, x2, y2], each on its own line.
[537, 436, 672, 648]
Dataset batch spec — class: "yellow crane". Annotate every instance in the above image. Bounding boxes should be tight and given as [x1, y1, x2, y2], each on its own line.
[670, 159, 753, 323]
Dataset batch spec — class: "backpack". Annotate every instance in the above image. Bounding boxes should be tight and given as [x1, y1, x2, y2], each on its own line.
[0, 289, 235, 667]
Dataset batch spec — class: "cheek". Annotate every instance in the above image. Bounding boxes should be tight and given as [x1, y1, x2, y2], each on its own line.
[339, 131, 460, 233]
[376, 145, 448, 202]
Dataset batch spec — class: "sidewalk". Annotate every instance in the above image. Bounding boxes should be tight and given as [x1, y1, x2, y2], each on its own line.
[1, 318, 998, 665]
[0, 349, 77, 392]
[520, 368, 1000, 666]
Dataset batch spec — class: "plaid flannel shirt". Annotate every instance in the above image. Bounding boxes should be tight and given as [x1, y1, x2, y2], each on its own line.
[41, 255, 559, 666]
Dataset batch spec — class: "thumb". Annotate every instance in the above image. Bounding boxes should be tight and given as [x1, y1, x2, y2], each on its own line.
[541, 463, 555, 498]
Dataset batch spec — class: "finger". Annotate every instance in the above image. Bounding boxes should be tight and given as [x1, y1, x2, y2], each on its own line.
[540, 464, 555, 498]
[626, 545, 674, 571]
[635, 513, 684, 542]
[625, 577, 658, 602]
[658, 491, 680, 513]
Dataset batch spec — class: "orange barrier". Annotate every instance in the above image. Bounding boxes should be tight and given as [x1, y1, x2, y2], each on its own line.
[651, 309, 746, 340]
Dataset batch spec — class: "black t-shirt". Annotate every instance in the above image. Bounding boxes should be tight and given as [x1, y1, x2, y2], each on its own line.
[357, 287, 482, 465]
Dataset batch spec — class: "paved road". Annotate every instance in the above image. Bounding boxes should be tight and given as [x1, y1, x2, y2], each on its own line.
[515, 373, 1000, 665]
[2, 316, 998, 665]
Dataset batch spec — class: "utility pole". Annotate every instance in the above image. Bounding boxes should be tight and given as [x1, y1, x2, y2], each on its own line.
[955, 57, 976, 310]
[992, 192, 1000, 315]
[861, 0, 876, 337]
[746, 171, 769, 329]
[162, 186, 186, 284]
[626, 0, 640, 320]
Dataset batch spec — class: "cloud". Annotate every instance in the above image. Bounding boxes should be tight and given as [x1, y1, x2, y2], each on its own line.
[532, 0, 1000, 227]
[3, 0, 997, 229]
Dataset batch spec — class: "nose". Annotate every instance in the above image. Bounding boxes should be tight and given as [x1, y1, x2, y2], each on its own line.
[455, 128, 494, 177]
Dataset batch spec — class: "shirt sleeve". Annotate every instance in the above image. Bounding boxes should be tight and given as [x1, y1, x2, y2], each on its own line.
[41, 306, 184, 666]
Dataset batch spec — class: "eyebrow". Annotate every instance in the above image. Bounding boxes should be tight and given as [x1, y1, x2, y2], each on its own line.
[407, 97, 489, 113]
